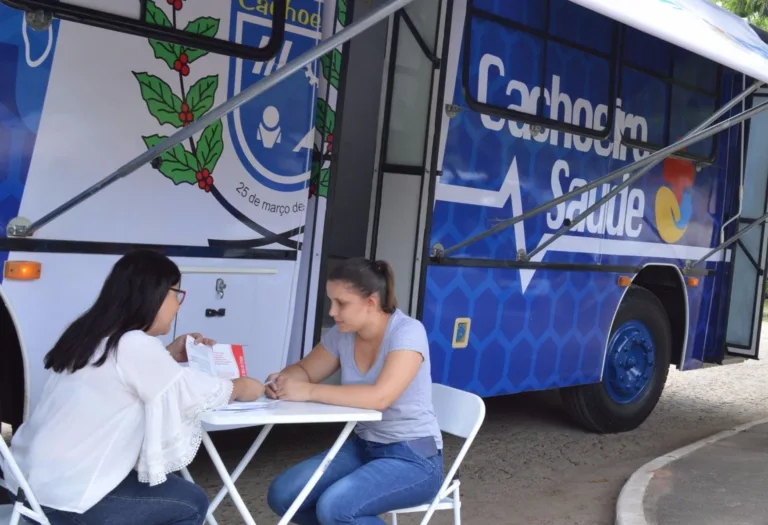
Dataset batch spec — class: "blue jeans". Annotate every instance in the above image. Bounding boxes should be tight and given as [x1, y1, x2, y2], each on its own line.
[11, 471, 209, 525]
[268, 434, 443, 525]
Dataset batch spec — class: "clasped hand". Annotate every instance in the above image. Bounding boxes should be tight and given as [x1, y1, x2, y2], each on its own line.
[264, 373, 313, 402]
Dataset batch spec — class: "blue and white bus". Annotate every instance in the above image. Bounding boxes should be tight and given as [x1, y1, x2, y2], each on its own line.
[1, 0, 767, 436]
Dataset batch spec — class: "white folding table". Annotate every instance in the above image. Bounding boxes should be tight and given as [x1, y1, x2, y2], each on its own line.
[181, 400, 382, 525]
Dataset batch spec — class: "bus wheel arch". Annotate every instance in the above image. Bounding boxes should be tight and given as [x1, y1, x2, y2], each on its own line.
[0, 285, 28, 433]
[561, 265, 685, 434]
[631, 264, 688, 369]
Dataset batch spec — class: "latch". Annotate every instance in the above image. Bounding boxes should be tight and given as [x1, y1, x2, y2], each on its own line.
[205, 308, 226, 318]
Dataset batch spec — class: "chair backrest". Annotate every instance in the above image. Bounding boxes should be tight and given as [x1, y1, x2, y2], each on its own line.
[407, 384, 484, 524]
[0, 438, 49, 524]
[431, 383, 485, 439]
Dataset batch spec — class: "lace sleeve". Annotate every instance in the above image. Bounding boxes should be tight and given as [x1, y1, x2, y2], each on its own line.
[135, 368, 233, 485]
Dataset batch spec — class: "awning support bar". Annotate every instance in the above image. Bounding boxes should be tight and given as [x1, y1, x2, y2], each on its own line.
[10, 0, 416, 238]
[686, 211, 768, 271]
[524, 82, 763, 262]
[436, 80, 762, 259]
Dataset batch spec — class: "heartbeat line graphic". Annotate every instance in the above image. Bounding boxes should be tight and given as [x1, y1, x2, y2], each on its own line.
[434, 156, 726, 293]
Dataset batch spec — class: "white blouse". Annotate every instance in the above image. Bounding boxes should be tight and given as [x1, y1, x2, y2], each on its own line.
[3, 330, 233, 514]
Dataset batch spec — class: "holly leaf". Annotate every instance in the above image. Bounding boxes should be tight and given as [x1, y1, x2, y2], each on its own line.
[143, 135, 200, 185]
[184, 47, 209, 64]
[184, 16, 220, 36]
[144, 0, 171, 27]
[315, 99, 327, 129]
[320, 49, 342, 90]
[197, 121, 224, 173]
[182, 17, 221, 63]
[310, 156, 321, 180]
[134, 72, 183, 127]
[187, 75, 218, 119]
[337, 0, 348, 26]
[319, 168, 330, 198]
[315, 99, 336, 141]
[315, 99, 335, 139]
[324, 107, 335, 137]
[149, 40, 183, 69]
[144, 1, 182, 69]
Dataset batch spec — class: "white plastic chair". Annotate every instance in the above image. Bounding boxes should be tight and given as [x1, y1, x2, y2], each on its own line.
[0, 437, 49, 524]
[388, 383, 486, 525]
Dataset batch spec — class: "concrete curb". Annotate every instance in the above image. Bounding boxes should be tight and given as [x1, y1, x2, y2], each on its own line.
[615, 416, 768, 525]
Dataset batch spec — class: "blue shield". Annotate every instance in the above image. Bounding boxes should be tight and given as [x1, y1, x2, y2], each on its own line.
[227, 0, 323, 193]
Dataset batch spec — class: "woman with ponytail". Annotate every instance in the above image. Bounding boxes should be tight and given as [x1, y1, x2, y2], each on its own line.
[265, 256, 443, 525]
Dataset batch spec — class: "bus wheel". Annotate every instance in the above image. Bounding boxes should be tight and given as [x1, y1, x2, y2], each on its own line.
[0, 295, 24, 433]
[561, 285, 672, 433]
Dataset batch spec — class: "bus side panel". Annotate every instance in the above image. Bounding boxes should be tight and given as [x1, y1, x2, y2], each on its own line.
[424, 0, 736, 391]
[424, 264, 624, 395]
[10, 0, 323, 247]
[0, 0, 330, 416]
[0, 5, 60, 266]
[600, 69, 743, 370]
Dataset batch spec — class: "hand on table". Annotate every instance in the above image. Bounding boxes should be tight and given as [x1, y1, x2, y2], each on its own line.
[232, 377, 265, 402]
[264, 373, 282, 399]
[265, 374, 313, 402]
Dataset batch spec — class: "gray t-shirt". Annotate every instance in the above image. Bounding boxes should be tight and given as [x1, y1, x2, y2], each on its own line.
[320, 308, 443, 449]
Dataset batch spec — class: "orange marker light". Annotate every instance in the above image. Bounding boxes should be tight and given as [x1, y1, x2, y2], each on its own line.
[686, 276, 699, 287]
[617, 275, 633, 287]
[4, 261, 41, 280]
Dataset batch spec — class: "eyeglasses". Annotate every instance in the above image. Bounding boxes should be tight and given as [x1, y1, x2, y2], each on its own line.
[170, 287, 186, 305]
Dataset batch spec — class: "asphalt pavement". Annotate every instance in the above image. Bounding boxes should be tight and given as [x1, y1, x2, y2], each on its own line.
[617, 418, 768, 525]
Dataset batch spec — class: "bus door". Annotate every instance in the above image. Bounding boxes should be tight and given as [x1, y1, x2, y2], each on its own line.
[724, 89, 768, 359]
[365, 0, 446, 317]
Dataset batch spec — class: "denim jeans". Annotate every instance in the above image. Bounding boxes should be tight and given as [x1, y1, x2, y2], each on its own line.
[11, 471, 209, 525]
[268, 434, 444, 525]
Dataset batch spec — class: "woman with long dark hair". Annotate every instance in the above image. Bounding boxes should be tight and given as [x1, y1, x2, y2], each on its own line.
[265, 257, 443, 525]
[4, 249, 265, 524]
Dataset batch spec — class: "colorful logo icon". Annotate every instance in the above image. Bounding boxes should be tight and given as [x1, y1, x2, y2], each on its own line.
[226, 1, 323, 193]
[655, 156, 695, 244]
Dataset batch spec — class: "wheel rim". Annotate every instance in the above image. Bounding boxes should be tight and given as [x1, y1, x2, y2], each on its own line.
[604, 320, 656, 404]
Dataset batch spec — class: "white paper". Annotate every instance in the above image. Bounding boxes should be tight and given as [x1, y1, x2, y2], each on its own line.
[185, 336, 248, 380]
[215, 398, 279, 412]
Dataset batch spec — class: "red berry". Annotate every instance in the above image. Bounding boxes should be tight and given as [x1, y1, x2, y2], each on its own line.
[179, 112, 187, 122]
[206, 176, 213, 185]
[174, 60, 182, 71]
[202, 168, 209, 177]
[181, 64, 190, 76]
[195, 172, 203, 181]
[327, 134, 333, 143]
[205, 186, 211, 193]
[198, 181, 205, 189]
[167, 0, 174, 4]
[186, 112, 193, 121]
[184, 122, 189, 127]
[181, 103, 189, 112]
[174, 0, 182, 9]
[180, 53, 188, 64]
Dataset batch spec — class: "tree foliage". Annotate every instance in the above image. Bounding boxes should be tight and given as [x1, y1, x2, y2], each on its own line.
[717, 0, 768, 30]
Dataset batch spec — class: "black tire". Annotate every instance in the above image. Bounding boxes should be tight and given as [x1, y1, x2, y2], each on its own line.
[561, 284, 672, 434]
[0, 300, 24, 433]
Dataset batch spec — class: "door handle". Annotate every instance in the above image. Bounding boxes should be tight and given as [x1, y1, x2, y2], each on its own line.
[205, 308, 226, 318]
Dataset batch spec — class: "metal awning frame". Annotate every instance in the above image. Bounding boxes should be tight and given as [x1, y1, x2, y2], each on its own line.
[432, 79, 768, 272]
[6, 0, 418, 238]
[5, 0, 768, 276]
